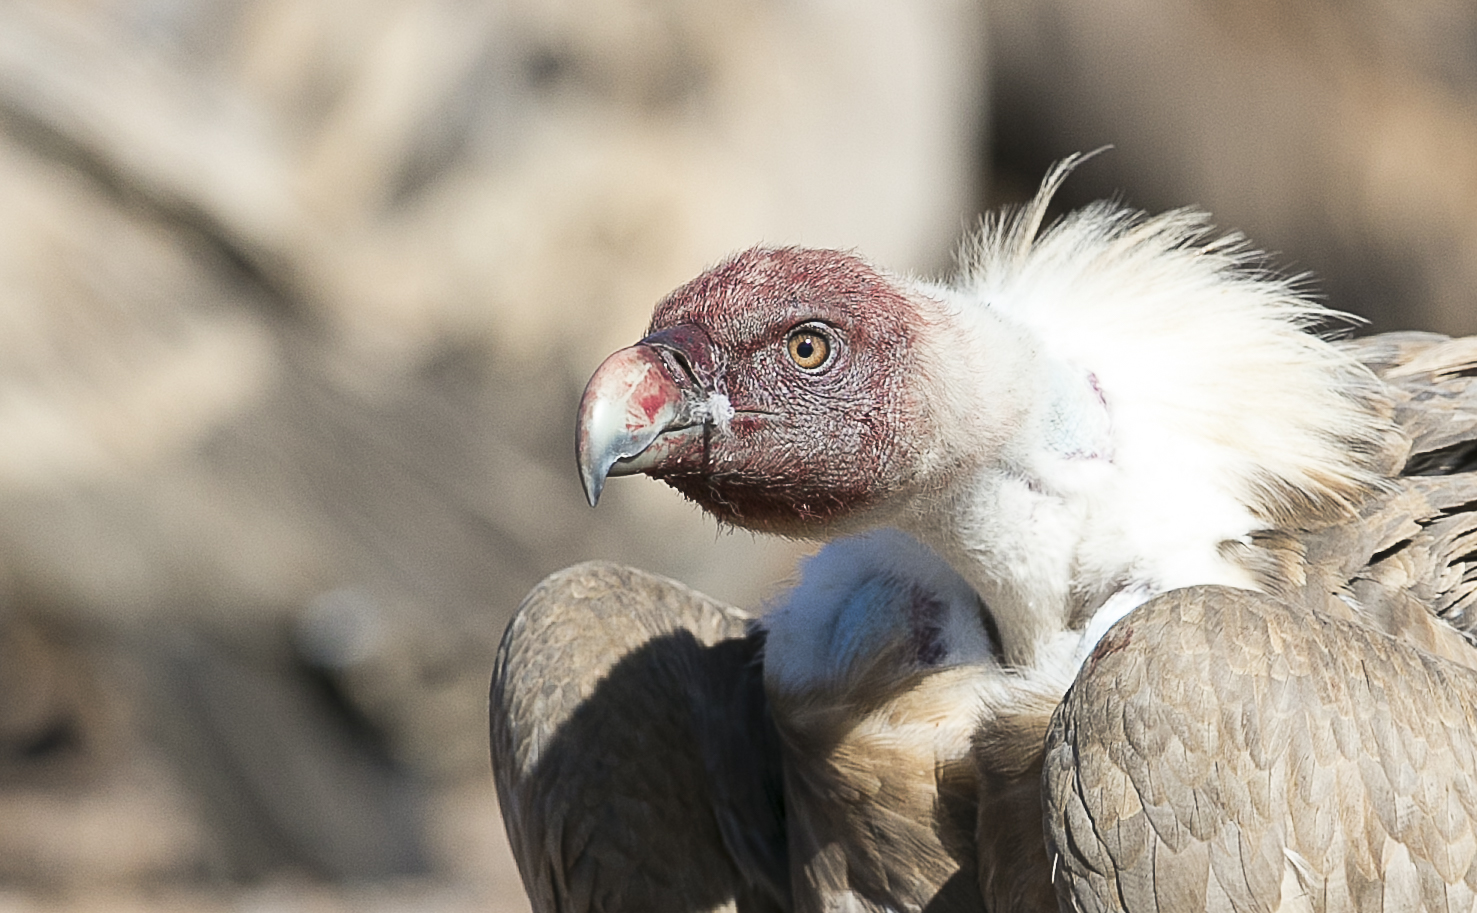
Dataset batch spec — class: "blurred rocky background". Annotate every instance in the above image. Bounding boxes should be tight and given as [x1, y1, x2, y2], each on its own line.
[0, 0, 1470, 910]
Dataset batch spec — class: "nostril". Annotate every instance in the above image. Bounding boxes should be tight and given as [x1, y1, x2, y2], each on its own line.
[658, 347, 700, 387]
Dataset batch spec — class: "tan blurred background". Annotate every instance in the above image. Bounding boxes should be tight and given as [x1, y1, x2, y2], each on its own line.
[0, 0, 1471, 910]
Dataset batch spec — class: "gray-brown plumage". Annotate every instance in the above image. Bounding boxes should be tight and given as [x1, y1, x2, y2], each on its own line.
[1041, 332, 1477, 913]
[490, 562, 787, 913]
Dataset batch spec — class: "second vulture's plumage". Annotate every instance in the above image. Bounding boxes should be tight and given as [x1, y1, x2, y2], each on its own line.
[494, 160, 1477, 913]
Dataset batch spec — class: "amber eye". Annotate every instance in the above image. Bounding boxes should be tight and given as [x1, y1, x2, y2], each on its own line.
[786, 327, 832, 371]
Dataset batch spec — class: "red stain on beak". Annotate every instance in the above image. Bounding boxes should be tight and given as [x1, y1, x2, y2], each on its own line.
[575, 343, 704, 506]
[636, 382, 672, 426]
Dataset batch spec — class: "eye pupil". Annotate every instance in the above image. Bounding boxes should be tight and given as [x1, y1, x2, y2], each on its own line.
[786, 328, 832, 370]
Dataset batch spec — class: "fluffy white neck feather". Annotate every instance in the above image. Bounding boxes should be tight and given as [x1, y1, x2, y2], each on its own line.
[845, 160, 1393, 669]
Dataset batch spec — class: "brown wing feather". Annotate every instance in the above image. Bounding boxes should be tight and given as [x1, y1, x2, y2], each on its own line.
[773, 663, 986, 913]
[1046, 586, 1477, 913]
[972, 687, 1061, 913]
[1229, 333, 1477, 656]
[490, 561, 788, 913]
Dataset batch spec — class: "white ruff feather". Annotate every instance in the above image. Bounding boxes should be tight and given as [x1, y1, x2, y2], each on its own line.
[896, 157, 1398, 665]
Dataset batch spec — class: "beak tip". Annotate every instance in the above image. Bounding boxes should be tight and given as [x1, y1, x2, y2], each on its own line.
[576, 447, 608, 508]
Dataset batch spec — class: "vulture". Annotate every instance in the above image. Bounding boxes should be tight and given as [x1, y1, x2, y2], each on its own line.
[490, 158, 1477, 913]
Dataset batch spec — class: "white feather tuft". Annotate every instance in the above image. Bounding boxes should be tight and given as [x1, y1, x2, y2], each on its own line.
[702, 391, 735, 431]
[957, 160, 1395, 526]
[762, 528, 996, 696]
[889, 157, 1400, 663]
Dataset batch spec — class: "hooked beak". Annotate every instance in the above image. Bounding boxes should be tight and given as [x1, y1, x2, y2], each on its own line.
[575, 329, 712, 506]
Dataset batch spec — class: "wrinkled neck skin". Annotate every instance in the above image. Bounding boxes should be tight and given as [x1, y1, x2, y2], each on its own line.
[891, 288, 1256, 668]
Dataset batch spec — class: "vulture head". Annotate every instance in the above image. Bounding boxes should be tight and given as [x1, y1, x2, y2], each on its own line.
[576, 245, 984, 537]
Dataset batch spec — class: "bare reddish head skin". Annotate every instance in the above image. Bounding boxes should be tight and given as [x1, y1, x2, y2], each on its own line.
[639, 246, 931, 535]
